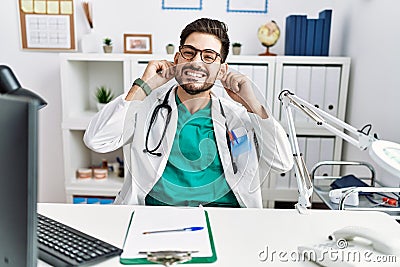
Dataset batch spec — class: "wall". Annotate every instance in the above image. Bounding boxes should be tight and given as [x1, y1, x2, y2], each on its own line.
[342, 0, 400, 187]
[0, 0, 399, 202]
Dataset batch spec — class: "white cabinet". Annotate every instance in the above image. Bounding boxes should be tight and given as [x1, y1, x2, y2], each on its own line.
[60, 54, 350, 205]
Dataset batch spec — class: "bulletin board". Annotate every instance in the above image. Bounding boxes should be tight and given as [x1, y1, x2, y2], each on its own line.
[18, 0, 76, 50]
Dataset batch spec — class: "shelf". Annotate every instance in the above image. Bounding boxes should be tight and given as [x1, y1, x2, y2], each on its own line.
[276, 56, 351, 66]
[60, 53, 129, 62]
[66, 175, 123, 196]
[62, 110, 97, 130]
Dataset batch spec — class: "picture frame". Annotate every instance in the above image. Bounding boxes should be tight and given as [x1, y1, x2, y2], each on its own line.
[227, 0, 268, 14]
[124, 34, 152, 54]
[162, 0, 202, 10]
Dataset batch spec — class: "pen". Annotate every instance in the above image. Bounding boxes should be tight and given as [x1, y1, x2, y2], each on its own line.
[143, 226, 204, 235]
[231, 130, 239, 144]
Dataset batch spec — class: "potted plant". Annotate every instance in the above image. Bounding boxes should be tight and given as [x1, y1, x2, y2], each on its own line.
[95, 86, 114, 111]
[232, 42, 242, 55]
[103, 38, 113, 53]
[166, 43, 175, 54]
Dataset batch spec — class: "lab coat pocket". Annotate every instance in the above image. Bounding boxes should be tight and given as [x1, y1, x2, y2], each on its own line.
[230, 131, 251, 157]
[229, 127, 252, 172]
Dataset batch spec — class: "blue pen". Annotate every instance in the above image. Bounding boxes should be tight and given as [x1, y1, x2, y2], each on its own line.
[143, 226, 204, 235]
[230, 130, 239, 144]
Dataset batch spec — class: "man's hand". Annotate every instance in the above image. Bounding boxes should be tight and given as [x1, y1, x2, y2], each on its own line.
[142, 60, 176, 90]
[126, 60, 175, 101]
[220, 71, 268, 119]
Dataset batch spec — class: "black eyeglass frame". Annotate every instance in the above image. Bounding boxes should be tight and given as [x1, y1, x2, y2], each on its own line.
[179, 45, 223, 64]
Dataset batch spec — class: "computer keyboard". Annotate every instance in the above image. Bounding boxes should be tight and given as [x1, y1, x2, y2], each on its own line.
[37, 213, 123, 266]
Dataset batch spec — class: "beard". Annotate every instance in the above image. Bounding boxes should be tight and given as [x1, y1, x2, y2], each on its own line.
[175, 65, 216, 95]
[180, 82, 214, 95]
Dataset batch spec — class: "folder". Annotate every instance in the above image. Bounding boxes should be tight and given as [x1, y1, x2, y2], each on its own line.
[318, 137, 335, 177]
[324, 66, 341, 117]
[309, 66, 326, 113]
[298, 15, 308, 56]
[319, 9, 332, 56]
[290, 137, 307, 189]
[252, 65, 268, 101]
[295, 66, 312, 124]
[305, 137, 321, 175]
[313, 18, 325, 56]
[285, 15, 297, 55]
[120, 207, 217, 265]
[281, 65, 297, 120]
[305, 19, 316, 56]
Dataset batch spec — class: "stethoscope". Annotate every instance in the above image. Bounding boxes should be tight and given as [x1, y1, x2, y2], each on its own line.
[143, 85, 238, 174]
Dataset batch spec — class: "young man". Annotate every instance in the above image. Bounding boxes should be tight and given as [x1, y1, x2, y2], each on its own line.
[84, 18, 293, 208]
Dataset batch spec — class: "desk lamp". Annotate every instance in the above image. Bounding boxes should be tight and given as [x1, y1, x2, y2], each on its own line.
[278, 89, 400, 214]
[0, 65, 47, 109]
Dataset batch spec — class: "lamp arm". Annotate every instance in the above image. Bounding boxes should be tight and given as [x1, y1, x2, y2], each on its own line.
[278, 90, 377, 213]
[280, 90, 376, 150]
[280, 91, 313, 214]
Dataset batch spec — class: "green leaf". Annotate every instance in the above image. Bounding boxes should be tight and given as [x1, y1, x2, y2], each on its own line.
[95, 86, 114, 103]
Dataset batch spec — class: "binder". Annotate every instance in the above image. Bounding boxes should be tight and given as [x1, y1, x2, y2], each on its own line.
[318, 138, 335, 177]
[238, 65, 253, 80]
[305, 137, 321, 174]
[290, 137, 307, 189]
[295, 66, 312, 123]
[305, 19, 316, 56]
[252, 65, 268, 101]
[276, 171, 290, 189]
[313, 18, 324, 56]
[120, 207, 217, 265]
[295, 15, 307, 56]
[309, 66, 326, 112]
[319, 9, 332, 56]
[324, 66, 341, 117]
[285, 15, 297, 55]
[281, 65, 297, 120]
[298, 15, 308, 56]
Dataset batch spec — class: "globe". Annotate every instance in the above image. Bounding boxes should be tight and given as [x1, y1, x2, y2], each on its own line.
[257, 20, 280, 56]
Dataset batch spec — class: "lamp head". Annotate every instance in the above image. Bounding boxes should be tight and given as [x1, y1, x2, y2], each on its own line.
[369, 140, 400, 178]
[0, 65, 47, 109]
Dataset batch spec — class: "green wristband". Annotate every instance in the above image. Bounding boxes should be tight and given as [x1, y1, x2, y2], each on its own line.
[133, 78, 152, 96]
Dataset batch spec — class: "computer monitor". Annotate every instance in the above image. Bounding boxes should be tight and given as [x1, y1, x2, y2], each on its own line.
[0, 95, 39, 267]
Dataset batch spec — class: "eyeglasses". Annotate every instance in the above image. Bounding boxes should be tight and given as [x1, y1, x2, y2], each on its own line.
[179, 45, 222, 64]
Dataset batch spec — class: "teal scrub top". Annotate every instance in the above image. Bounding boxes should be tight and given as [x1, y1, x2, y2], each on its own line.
[145, 92, 239, 207]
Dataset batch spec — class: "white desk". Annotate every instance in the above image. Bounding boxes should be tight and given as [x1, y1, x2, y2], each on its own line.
[38, 203, 400, 266]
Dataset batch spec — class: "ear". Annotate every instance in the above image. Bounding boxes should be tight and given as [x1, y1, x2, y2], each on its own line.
[217, 63, 228, 80]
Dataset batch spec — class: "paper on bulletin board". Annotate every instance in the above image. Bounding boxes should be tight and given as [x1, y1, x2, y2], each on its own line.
[25, 14, 71, 49]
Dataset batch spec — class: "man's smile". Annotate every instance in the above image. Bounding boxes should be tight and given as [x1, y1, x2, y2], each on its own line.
[180, 65, 209, 82]
[184, 70, 206, 79]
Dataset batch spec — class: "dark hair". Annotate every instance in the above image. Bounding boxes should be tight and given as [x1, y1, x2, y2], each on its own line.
[180, 18, 230, 63]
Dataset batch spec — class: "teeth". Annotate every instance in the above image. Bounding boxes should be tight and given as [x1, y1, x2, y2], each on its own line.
[185, 71, 204, 78]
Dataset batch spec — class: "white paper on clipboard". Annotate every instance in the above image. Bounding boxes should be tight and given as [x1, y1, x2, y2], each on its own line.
[121, 207, 212, 259]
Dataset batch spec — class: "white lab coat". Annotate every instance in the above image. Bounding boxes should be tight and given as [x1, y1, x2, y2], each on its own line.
[84, 84, 293, 208]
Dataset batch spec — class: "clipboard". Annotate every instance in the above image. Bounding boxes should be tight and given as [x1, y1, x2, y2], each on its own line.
[120, 207, 217, 265]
